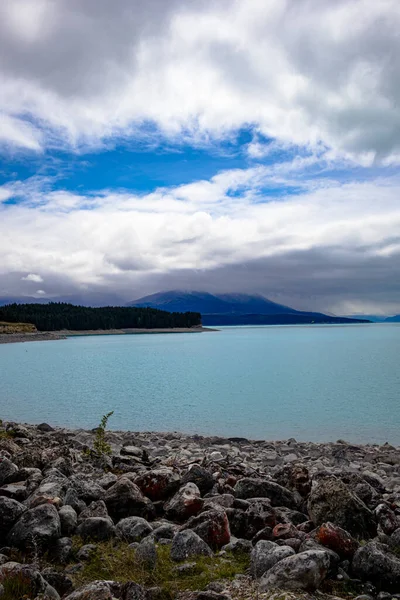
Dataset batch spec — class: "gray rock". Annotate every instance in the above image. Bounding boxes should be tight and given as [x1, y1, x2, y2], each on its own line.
[116, 516, 152, 543]
[170, 530, 213, 561]
[41, 568, 74, 597]
[63, 580, 119, 600]
[69, 474, 105, 503]
[352, 541, 400, 592]
[78, 499, 109, 523]
[37, 423, 55, 432]
[181, 465, 215, 494]
[260, 549, 330, 591]
[235, 478, 299, 509]
[308, 475, 376, 539]
[64, 488, 86, 513]
[135, 536, 157, 569]
[0, 481, 28, 502]
[0, 458, 18, 486]
[121, 445, 143, 457]
[77, 543, 97, 561]
[52, 536, 73, 563]
[0, 497, 26, 539]
[104, 477, 155, 522]
[250, 540, 295, 578]
[222, 538, 252, 554]
[76, 517, 116, 541]
[59, 505, 78, 536]
[7, 503, 61, 549]
[164, 482, 204, 522]
[151, 523, 178, 540]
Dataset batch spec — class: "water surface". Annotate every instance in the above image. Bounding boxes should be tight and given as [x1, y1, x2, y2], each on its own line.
[1, 324, 399, 444]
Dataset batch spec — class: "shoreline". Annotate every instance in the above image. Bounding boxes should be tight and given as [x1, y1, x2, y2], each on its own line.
[1, 420, 400, 598]
[0, 325, 216, 345]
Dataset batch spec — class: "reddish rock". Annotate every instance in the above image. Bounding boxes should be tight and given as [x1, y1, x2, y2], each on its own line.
[375, 503, 400, 535]
[315, 521, 359, 559]
[164, 483, 203, 522]
[134, 468, 180, 502]
[182, 509, 231, 549]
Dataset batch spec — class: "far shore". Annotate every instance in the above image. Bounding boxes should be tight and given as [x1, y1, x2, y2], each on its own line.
[0, 326, 216, 345]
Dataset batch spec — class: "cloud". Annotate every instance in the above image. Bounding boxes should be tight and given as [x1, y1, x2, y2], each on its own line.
[1, 160, 400, 314]
[21, 273, 43, 283]
[0, 0, 400, 160]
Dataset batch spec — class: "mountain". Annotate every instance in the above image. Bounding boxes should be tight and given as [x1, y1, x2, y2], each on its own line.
[129, 290, 370, 325]
[0, 296, 50, 306]
[385, 315, 400, 322]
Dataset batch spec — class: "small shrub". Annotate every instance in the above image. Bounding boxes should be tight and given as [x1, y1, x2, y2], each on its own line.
[0, 572, 34, 600]
[93, 411, 114, 456]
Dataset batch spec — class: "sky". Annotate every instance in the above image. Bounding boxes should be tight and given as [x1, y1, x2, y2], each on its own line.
[1, 0, 400, 315]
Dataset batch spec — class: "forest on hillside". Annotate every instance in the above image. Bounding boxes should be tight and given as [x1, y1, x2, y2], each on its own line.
[0, 303, 201, 332]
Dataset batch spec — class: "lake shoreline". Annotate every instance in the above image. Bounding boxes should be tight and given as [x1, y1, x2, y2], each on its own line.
[1, 419, 400, 599]
[0, 325, 216, 344]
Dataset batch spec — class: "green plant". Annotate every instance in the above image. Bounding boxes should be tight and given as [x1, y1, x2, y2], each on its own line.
[0, 572, 34, 600]
[93, 411, 114, 456]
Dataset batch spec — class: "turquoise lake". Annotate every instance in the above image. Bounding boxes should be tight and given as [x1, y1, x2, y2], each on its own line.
[1, 324, 399, 444]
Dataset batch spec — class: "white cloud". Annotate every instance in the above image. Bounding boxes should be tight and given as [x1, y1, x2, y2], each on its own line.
[21, 273, 43, 283]
[1, 163, 400, 313]
[0, 0, 400, 160]
[36, 289, 46, 295]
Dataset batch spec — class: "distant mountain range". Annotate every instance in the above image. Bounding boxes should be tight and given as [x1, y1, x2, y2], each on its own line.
[129, 290, 371, 325]
[385, 315, 400, 322]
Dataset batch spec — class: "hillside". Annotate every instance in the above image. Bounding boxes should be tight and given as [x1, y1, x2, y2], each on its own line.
[385, 315, 400, 322]
[129, 290, 370, 325]
[0, 321, 37, 334]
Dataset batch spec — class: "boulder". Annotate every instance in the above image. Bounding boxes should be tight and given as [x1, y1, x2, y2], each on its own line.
[315, 522, 359, 559]
[260, 549, 330, 591]
[41, 568, 74, 597]
[76, 517, 116, 541]
[251, 540, 295, 578]
[59, 505, 78, 536]
[134, 468, 181, 501]
[135, 536, 157, 569]
[78, 499, 109, 523]
[181, 465, 215, 495]
[116, 516, 153, 543]
[69, 474, 105, 503]
[245, 499, 276, 538]
[375, 503, 399, 535]
[235, 478, 299, 509]
[0, 497, 26, 540]
[7, 503, 61, 549]
[181, 509, 231, 549]
[352, 541, 400, 592]
[308, 475, 376, 539]
[275, 463, 311, 497]
[52, 536, 73, 563]
[64, 487, 86, 513]
[170, 530, 213, 561]
[104, 477, 155, 522]
[63, 580, 121, 600]
[164, 482, 203, 522]
[151, 523, 178, 540]
[0, 458, 18, 486]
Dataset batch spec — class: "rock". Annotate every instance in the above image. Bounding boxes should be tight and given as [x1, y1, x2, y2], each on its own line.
[352, 541, 400, 592]
[315, 522, 359, 559]
[78, 499, 109, 523]
[0, 482, 28, 502]
[181, 509, 231, 549]
[245, 499, 276, 538]
[64, 488, 86, 513]
[164, 482, 204, 522]
[52, 537, 73, 563]
[251, 540, 295, 578]
[135, 536, 157, 569]
[389, 527, 400, 551]
[275, 463, 311, 497]
[69, 474, 105, 503]
[181, 465, 215, 494]
[252, 526, 274, 544]
[37, 423, 55, 432]
[104, 477, 155, 522]
[0, 497, 26, 540]
[375, 503, 399, 535]
[116, 516, 152, 543]
[308, 475, 376, 538]
[0, 562, 60, 599]
[170, 530, 213, 561]
[77, 544, 97, 561]
[59, 505, 78, 536]
[151, 523, 178, 540]
[0, 458, 18, 486]
[7, 504, 61, 549]
[234, 478, 299, 509]
[272, 523, 299, 541]
[222, 538, 252, 554]
[121, 445, 143, 457]
[98, 473, 118, 490]
[41, 568, 74, 597]
[134, 468, 181, 501]
[260, 549, 330, 591]
[121, 581, 148, 600]
[76, 517, 115, 541]
[63, 580, 119, 600]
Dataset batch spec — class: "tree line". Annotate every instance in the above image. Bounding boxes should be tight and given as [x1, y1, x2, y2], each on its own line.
[0, 303, 201, 332]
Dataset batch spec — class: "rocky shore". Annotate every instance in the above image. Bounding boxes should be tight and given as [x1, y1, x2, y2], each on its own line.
[1, 422, 400, 599]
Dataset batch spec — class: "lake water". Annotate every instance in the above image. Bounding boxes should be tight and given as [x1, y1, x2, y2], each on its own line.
[1, 324, 399, 444]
